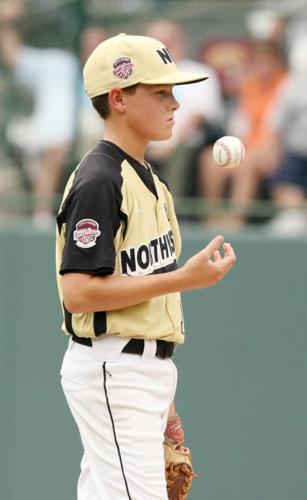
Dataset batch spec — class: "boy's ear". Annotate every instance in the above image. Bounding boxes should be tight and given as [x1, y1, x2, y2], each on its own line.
[108, 88, 126, 114]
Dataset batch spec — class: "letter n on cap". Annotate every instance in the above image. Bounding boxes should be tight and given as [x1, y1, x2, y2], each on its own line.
[157, 48, 173, 65]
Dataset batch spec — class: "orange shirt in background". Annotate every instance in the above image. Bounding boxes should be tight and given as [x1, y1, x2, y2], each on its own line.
[239, 70, 287, 150]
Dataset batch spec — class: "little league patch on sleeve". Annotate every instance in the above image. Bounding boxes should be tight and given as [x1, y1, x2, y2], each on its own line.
[73, 219, 101, 248]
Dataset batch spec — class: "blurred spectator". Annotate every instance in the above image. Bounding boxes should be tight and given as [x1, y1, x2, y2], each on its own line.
[76, 24, 109, 159]
[288, 33, 307, 73]
[264, 44, 307, 235]
[0, 0, 78, 228]
[246, 1, 307, 54]
[199, 39, 251, 128]
[246, 8, 286, 45]
[198, 40, 288, 228]
[145, 19, 224, 199]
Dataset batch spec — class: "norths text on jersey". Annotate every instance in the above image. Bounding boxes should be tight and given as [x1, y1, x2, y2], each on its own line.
[120, 229, 176, 276]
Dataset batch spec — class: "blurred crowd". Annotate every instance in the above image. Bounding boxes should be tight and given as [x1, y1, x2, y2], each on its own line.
[0, 0, 307, 235]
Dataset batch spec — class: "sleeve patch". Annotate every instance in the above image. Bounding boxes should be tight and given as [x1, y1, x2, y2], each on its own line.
[73, 219, 101, 248]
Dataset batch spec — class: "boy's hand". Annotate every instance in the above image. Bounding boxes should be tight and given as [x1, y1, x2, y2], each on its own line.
[181, 235, 236, 289]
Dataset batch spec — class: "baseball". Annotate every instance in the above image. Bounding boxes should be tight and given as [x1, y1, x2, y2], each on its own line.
[212, 136, 245, 168]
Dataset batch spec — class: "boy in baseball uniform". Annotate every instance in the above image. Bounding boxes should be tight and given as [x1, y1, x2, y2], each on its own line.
[56, 33, 236, 499]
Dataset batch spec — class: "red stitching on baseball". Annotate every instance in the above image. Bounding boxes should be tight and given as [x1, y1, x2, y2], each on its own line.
[217, 141, 232, 167]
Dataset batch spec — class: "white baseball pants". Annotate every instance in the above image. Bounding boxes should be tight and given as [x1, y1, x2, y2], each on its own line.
[60, 336, 178, 500]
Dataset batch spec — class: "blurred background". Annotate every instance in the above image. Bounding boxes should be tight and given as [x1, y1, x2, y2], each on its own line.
[0, 1, 306, 499]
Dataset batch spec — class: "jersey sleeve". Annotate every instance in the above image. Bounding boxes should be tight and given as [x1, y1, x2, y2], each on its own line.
[59, 177, 122, 276]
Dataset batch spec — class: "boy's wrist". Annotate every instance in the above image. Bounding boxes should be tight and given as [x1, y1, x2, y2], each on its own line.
[171, 266, 192, 293]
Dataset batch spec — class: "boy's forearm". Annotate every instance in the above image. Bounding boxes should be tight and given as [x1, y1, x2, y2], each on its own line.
[63, 236, 236, 314]
[63, 268, 187, 314]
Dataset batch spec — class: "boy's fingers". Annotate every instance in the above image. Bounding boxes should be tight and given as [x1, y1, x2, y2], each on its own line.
[213, 250, 222, 262]
[223, 242, 231, 253]
[204, 235, 224, 257]
[223, 243, 237, 261]
[220, 244, 237, 273]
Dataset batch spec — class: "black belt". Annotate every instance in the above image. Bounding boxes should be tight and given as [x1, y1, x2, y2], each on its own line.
[122, 339, 175, 359]
[71, 335, 175, 359]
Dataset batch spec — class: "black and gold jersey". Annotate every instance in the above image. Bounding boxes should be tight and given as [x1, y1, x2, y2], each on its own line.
[56, 140, 184, 344]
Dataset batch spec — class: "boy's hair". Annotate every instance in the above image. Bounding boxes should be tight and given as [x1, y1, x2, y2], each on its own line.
[91, 84, 139, 119]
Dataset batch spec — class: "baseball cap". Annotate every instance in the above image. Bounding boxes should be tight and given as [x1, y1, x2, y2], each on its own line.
[83, 33, 209, 98]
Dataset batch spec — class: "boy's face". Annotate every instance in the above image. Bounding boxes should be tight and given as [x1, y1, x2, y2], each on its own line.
[121, 84, 180, 142]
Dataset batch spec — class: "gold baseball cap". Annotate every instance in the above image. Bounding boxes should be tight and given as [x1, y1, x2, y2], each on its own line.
[83, 33, 209, 98]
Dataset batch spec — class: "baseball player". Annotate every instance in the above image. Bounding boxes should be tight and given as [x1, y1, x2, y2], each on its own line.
[56, 33, 236, 500]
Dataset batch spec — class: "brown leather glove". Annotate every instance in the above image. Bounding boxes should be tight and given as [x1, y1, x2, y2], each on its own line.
[164, 414, 196, 499]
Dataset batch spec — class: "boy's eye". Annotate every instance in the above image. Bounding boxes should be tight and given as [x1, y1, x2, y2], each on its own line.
[154, 88, 173, 97]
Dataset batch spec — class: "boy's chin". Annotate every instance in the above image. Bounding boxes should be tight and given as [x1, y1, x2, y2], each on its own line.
[152, 131, 173, 142]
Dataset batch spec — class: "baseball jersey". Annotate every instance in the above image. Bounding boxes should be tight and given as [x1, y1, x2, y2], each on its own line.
[56, 140, 185, 344]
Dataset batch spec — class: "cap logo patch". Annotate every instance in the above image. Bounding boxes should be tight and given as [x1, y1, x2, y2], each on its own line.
[113, 57, 134, 79]
[73, 219, 101, 248]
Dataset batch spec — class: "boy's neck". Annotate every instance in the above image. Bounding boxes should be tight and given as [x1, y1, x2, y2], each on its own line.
[103, 124, 148, 166]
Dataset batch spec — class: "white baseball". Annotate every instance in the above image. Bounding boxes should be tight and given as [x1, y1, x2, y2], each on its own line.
[212, 136, 245, 168]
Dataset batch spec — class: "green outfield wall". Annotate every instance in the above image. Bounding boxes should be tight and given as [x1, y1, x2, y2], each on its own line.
[0, 223, 306, 500]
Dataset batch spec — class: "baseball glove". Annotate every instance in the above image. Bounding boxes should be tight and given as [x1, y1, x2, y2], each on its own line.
[164, 414, 196, 500]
